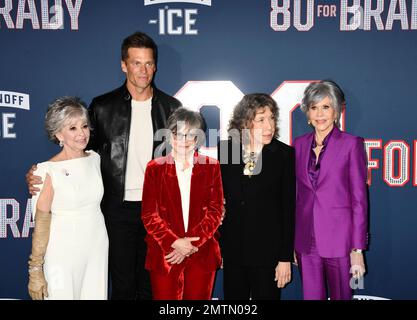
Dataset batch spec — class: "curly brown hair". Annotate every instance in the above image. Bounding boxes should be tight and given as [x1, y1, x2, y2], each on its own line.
[228, 93, 279, 139]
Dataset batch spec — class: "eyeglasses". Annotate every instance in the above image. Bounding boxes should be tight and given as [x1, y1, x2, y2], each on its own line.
[172, 132, 198, 141]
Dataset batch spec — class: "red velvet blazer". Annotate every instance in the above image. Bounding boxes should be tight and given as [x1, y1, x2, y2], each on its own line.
[141, 152, 224, 275]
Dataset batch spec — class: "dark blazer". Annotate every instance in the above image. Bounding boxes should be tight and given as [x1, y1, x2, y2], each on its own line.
[141, 153, 224, 275]
[87, 83, 181, 202]
[218, 138, 296, 267]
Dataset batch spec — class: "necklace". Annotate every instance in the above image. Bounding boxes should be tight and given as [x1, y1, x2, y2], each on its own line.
[243, 150, 259, 177]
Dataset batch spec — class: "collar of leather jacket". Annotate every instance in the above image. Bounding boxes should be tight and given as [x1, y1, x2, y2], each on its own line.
[120, 81, 164, 103]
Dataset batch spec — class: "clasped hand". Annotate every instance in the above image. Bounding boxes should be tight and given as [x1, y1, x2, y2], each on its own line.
[165, 237, 200, 264]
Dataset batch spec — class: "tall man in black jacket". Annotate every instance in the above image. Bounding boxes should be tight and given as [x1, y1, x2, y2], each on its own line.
[28, 32, 181, 300]
[88, 32, 181, 300]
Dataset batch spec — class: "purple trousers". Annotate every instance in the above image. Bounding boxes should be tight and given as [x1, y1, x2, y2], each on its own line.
[296, 236, 352, 300]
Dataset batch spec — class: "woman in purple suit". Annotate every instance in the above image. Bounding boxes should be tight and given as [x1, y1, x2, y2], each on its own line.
[293, 80, 368, 300]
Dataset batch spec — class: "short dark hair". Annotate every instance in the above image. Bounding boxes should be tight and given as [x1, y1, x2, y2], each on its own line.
[121, 31, 158, 64]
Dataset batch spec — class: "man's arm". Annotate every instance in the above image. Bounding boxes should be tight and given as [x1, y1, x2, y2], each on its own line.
[87, 99, 99, 152]
[26, 164, 42, 196]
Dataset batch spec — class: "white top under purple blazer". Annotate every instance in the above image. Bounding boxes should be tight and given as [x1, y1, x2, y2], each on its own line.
[293, 126, 368, 258]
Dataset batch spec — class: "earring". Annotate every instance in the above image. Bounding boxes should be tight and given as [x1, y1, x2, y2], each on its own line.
[307, 120, 311, 125]
[59, 141, 64, 147]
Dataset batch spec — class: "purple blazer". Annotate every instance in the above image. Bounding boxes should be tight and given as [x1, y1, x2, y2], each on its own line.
[293, 127, 368, 258]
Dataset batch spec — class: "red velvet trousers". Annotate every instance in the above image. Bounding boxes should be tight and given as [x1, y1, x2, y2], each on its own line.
[150, 262, 216, 300]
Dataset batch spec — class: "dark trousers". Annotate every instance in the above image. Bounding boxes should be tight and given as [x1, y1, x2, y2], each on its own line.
[223, 262, 281, 300]
[102, 196, 152, 300]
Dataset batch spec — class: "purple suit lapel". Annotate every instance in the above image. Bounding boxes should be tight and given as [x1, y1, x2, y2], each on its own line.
[302, 132, 314, 190]
[316, 127, 346, 188]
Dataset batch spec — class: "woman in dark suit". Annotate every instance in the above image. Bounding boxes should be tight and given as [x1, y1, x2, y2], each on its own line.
[141, 108, 223, 300]
[293, 80, 368, 300]
[218, 93, 295, 300]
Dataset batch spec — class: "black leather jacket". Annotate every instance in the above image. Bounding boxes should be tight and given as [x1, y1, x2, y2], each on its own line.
[88, 83, 181, 202]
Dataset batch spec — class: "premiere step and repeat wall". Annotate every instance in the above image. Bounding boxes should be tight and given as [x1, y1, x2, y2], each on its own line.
[1, 0, 416, 300]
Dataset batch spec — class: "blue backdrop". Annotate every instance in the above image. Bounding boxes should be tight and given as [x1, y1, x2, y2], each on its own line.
[1, 0, 416, 300]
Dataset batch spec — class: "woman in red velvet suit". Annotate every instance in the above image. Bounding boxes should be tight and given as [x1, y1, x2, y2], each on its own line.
[141, 108, 224, 300]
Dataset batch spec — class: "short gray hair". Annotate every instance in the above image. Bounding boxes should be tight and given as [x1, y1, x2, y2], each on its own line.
[166, 107, 206, 147]
[301, 80, 345, 127]
[45, 96, 89, 144]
